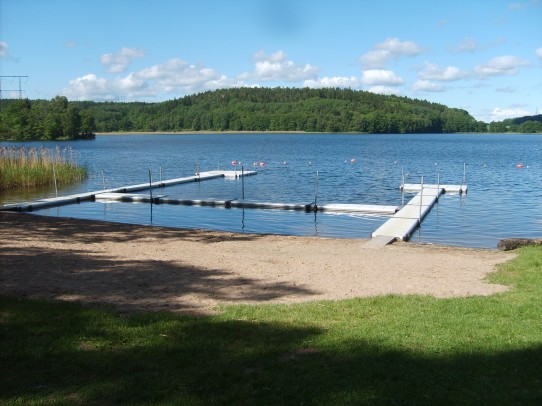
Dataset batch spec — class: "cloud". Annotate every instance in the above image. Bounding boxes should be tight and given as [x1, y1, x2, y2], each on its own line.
[536, 47, 542, 59]
[360, 50, 393, 69]
[474, 55, 531, 77]
[361, 37, 424, 69]
[136, 58, 242, 93]
[495, 86, 517, 93]
[418, 62, 468, 81]
[101, 47, 145, 73]
[456, 37, 479, 53]
[304, 76, 360, 88]
[65, 56, 245, 100]
[239, 50, 319, 82]
[489, 107, 531, 121]
[64, 74, 116, 100]
[411, 80, 445, 92]
[367, 86, 401, 96]
[508, 2, 529, 10]
[0, 41, 8, 58]
[361, 69, 404, 86]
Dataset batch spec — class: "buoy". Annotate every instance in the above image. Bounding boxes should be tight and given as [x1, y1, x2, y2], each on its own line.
[253, 162, 258, 166]
[283, 161, 288, 165]
[350, 158, 356, 163]
[231, 160, 237, 166]
[517, 164, 524, 168]
[259, 162, 265, 167]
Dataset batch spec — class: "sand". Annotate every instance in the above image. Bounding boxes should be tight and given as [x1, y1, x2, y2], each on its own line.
[0, 211, 515, 315]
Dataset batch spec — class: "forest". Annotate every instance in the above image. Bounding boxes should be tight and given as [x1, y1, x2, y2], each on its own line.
[487, 114, 542, 133]
[0, 96, 96, 141]
[2, 87, 539, 141]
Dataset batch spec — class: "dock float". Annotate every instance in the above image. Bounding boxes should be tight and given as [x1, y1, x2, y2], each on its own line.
[0, 170, 256, 212]
[368, 183, 466, 247]
[94, 193, 399, 215]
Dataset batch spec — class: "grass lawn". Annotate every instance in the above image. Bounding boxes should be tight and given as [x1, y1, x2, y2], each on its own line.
[1, 246, 541, 405]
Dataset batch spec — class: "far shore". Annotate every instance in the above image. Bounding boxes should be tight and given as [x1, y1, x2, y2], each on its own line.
[95, 131, 542, 136]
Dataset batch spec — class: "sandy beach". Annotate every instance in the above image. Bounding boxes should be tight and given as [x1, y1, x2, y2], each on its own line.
[1, 211, 514, 314]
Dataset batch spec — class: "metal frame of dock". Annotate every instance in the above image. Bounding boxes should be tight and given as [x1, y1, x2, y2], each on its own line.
[2, 168, 466, 248]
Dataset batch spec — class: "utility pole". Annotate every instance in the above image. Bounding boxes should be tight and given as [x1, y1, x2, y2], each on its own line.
[0, 75, 29, 99]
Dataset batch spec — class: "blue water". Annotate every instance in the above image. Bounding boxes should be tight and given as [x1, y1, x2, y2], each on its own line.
[1, 133, 541, 248]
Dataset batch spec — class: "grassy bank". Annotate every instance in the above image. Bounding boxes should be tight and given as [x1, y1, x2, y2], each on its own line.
[1, 246, 541, 404]
[0, 146, 86, 190]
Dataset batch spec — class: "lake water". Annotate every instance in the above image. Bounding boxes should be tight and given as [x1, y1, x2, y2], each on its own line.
[1, 133, 541, 248]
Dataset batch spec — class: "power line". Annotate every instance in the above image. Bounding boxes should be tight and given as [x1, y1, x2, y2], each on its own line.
[0, 75, 29, 99]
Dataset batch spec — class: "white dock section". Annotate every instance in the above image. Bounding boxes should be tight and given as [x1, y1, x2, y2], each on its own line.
[402, 183, 467, 194]
[318, 203, 398, 215]
[0, 170, 256, 212]
[94, 193, 398, 215]
[370, 183, 464, 244]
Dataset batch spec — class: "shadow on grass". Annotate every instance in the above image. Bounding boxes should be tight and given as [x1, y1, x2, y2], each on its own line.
[1, 296, 541, 405]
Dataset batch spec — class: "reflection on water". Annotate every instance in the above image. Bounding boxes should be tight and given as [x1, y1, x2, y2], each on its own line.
[2, 133, 541, 248]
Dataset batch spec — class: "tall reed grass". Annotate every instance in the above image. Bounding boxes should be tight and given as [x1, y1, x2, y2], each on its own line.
[0, 146, 87, 190]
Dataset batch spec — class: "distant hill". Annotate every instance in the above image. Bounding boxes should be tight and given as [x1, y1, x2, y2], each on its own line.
[1, 87, 488, 140]
[86, 87, 485, 134]
[488, 114, 542, 133]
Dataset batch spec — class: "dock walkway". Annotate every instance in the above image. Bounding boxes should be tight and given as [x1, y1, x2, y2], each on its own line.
[0, 170, 255, 212]
[369, 183, 466, 246]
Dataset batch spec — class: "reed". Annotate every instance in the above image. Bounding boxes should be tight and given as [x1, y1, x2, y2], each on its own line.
[0, 146, 87, 190]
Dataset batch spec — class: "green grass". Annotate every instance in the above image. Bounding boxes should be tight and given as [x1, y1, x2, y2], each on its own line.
[1, 247, 541, 405]
[0, 146, 86, 190]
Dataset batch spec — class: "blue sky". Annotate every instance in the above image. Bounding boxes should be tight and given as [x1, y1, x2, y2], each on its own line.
[1, 0, 541, 122]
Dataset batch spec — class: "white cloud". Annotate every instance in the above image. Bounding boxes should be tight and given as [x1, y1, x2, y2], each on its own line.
[65, 57, 245, 100]
[475, 55, 531, 77]
[536, 47, 542, 59]
[0, 41, 8, 58]
[101, 47, 145, 73]
[508, 2, 529, 10]
[360, 37, 424, 69]
[137, 59, 223, 87]
[240, 50, 319, 82]
[376, 37, 423, 55]
[489, 107, 531, 121]
[64, 74, 115, 100]
[496, 86, 517, 93]
[304, 76, 360, 88]
[418, 62, 468, 81]
[360, 50, 392, 69]
[457, 37, 478, 53]
[361, 69, 404, 86]
[411, 80, 444, 92]
[368, 86, 401, 96]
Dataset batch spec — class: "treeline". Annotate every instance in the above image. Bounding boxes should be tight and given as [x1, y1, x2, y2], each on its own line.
[87, 87, 485, 134]
[1, 88, 489, 140]
[0, 96, 96, 141]
[488, 114, 542, 133]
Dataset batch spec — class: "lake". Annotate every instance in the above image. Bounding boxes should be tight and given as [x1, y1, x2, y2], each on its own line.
[1, 133, 540, 248]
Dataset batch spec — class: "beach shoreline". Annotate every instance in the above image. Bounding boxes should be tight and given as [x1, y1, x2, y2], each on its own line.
[0, 211, 514, 315]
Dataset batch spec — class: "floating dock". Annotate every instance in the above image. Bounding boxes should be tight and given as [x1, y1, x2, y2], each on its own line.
[94, 193, 399, 215]
[369, 183, 466, 246]
[0, 170, 256, 212]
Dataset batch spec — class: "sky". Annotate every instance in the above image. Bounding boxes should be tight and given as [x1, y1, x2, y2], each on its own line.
[1, 0, 541, 122]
